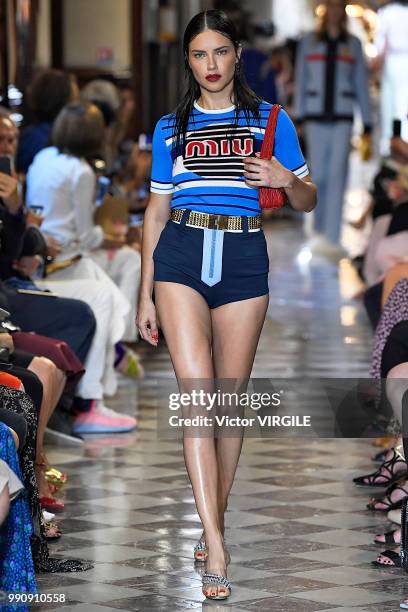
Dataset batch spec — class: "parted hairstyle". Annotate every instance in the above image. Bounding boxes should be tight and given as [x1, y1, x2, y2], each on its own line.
[52, 102, 105, 158]
[174, 9, 262, 153]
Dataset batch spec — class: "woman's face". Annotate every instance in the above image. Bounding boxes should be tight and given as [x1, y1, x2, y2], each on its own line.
[188, 29, 239, 94]
[325, 0, 345, 27]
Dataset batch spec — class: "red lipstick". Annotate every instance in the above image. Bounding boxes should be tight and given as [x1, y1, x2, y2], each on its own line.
[206, 74, 221, 82]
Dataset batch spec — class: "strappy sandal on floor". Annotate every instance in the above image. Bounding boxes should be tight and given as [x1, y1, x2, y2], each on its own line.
[367, 479, 408, 511]
[374, 528, 400, 545]
[194, 539, 208, 562]
[371, 548, 401, 568]
[353, 447, 407, 487]
[202, 572, 231, 600]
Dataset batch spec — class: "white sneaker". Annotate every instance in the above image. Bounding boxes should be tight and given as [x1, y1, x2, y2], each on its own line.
[72, 400, 137, 434]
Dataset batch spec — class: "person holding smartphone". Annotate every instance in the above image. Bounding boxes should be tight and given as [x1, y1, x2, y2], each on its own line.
[0, 114, 20, 215]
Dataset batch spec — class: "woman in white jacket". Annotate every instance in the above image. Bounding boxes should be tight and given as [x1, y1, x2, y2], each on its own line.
[26, 102, 141, 343]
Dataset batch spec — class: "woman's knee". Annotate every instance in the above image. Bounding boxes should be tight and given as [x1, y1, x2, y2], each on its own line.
[29, 356, 60, 385]
[0, 485, 10, 525]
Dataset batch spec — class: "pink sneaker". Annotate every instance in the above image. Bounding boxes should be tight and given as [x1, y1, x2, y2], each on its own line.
[72, 400, 137, 434]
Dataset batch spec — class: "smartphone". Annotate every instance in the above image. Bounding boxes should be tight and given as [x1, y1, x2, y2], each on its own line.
[393, 119, 402, 138]
[0, 155, 13, 176]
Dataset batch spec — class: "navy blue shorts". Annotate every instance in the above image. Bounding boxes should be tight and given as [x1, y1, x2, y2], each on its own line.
[153, 210, 269, 309]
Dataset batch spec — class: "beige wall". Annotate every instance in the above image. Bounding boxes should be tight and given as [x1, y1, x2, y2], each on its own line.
[36, 0, 51, 68]
[63, 0, 131, 73]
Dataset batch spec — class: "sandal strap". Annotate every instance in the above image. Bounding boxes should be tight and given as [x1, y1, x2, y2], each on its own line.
[202, 572, 231, 590]
[381, 549, 401, 563]
[194, 540, 207, 553]
[356, 450, 407, 485]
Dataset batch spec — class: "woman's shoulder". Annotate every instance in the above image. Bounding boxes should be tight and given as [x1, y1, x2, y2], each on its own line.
[257, 101, 291, 121]
[156, 112, 176, 129]
[29, 146, 59, 170]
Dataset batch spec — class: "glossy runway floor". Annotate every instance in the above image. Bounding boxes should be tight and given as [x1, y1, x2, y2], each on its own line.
[38, 218, 407, 612]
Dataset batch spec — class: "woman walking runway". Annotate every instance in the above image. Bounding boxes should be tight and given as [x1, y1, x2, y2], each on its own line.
[137, 9, 316, 600]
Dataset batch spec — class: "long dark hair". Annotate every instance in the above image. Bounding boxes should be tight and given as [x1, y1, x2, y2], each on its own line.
[316, 0, 348, 41]
[174, 10, 261, 153]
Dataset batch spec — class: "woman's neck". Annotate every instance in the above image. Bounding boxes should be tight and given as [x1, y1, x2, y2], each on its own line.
[326, 24, 340, 39]
[197, 86, 235, 111]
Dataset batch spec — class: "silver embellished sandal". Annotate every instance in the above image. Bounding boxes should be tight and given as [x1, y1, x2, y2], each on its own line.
[193, 538, 208, 562]
[202, 571, 231, 600]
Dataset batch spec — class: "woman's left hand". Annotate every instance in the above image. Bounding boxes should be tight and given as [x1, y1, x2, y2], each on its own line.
[243, 153, 294, 189]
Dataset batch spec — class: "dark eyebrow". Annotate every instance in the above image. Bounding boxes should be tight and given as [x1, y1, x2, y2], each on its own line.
[191, 46, 230, 52]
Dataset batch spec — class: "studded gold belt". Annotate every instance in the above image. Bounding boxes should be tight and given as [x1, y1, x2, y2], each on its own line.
[170, 209, 261, 232]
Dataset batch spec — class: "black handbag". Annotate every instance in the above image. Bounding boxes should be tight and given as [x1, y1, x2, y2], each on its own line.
[401, 497, 408, 570]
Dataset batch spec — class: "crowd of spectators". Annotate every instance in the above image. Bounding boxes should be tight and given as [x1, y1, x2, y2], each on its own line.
[0, 69, 150, 593]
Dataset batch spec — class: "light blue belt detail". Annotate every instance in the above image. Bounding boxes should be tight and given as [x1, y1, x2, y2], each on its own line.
[201, 228, 224, 286]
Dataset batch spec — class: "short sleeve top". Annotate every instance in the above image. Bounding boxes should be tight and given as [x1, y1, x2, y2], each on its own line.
[150, 100, 309, 216]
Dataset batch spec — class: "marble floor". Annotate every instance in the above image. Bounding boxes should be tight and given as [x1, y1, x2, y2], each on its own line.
[37, 218, 406, 612]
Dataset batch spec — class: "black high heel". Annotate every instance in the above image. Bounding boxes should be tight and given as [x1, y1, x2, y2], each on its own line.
[354, 447, 407, 487]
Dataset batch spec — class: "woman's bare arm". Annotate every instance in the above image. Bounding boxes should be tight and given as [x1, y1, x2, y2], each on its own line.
[137, 192, 172, 345]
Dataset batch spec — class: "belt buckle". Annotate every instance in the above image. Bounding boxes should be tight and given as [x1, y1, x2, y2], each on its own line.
[208, 214, 229, 230]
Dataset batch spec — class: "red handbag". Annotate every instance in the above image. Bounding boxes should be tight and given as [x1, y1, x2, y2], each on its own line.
[259, 104, 287, 210]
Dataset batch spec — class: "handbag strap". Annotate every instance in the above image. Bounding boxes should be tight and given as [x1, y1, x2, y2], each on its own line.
[260, 104, 282, 161]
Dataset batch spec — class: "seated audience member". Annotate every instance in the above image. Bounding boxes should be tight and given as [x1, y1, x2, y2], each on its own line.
[0, 421, 38, 601]
[81, 78, 121, 171]
[353, 280, 408, 573]
[0, 328, 67, 511]
[26, 102, 141, 343]
[0, 111, 137, 433]
[16, 69, 79, 174]
[0, 386, 93, 574]
[363, 164, 408, 329]
[364, 168, 408, 285]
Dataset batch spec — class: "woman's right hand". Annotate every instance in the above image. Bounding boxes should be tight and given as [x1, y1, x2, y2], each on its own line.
[136, 296, 158, 346]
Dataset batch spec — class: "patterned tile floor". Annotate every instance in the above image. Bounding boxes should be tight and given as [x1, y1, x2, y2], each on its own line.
[37, 218, 406, 612]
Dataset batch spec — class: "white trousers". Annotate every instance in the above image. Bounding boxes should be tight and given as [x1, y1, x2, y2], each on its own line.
[39, 259, 131, 399]
[89, 246, 141, 342]
[380, 55, 408, 156]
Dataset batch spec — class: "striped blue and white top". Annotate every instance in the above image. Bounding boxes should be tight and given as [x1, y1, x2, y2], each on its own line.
[150, 100, 309, 216]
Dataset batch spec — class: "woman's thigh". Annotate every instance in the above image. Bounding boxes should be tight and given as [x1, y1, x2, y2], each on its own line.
[211, 295, 269, 381]
[154, 281, 214, 381]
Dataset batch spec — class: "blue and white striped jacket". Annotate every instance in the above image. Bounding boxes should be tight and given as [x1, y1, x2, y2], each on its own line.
[294, 32, 372, 130]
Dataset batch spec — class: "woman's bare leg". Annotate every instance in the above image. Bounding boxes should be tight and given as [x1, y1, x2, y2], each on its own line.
[386, 363, 408, 426]
[211, 295, 269, 534]
[155, 282, 268, 597]
[0, 485, 10, 526]
[28, 357, 66, 496]
[154, 281, 228, 596]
